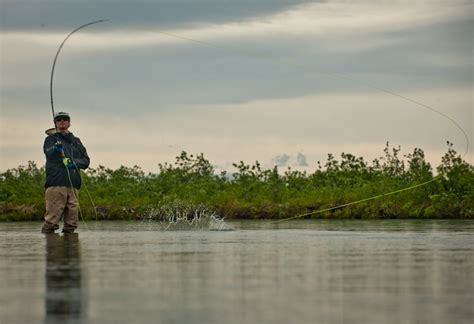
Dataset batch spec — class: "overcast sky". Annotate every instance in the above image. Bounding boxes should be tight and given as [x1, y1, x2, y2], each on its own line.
[1, 0, 472, 173]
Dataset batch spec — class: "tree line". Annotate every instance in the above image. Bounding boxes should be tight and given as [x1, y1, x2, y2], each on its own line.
[1, 142, 472, 221]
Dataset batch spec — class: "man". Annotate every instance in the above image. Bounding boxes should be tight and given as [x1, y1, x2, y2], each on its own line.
[42, 112, 90, 233]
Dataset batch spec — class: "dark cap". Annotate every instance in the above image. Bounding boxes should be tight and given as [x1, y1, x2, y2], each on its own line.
[54, 111, 70, 121]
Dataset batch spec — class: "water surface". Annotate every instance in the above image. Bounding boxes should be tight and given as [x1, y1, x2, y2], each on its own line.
[1, 220, 473, 324]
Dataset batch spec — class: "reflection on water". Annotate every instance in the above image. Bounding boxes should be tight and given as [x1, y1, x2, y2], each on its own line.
[0, 220, 473, 324]
[45, 233, 83, 323]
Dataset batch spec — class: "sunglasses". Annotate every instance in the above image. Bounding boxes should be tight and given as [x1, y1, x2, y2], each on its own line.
[55, 118, 70, 122]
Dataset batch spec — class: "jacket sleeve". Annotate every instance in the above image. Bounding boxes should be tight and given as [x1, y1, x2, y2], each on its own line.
[43, 136, 60, 159]
[73, 138, 90, 170]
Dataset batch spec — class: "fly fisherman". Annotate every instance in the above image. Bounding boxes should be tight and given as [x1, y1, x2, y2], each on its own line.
[41, 112, 90, 233]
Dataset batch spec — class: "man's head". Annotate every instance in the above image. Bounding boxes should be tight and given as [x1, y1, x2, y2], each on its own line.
[54, 112, 71, 132]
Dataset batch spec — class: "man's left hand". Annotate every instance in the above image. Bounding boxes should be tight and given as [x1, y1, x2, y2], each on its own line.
[62, 158, 74, 169]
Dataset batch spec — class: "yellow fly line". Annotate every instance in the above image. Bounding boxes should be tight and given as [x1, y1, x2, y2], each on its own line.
[155, 31, 470, 224]
[156, 31, 469, 156]
[49, 23, 470, 225]
[64, 164, 87, 228]
[270, 177, 439, 224]
[63, 159, 99, 228]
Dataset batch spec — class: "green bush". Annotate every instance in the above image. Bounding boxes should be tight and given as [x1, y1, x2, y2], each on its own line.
[1, 143, 472, 220]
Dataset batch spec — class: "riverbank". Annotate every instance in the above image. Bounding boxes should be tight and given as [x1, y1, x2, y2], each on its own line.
[1, 143, 472, 221]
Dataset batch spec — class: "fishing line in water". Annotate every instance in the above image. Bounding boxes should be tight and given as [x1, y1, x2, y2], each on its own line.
[154, 31, 470, 224]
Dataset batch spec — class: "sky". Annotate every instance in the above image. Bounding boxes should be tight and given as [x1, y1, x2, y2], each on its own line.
[1, 0, 473, 173]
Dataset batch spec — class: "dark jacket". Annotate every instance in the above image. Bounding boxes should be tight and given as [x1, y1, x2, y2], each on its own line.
[44, 132, 90, 189]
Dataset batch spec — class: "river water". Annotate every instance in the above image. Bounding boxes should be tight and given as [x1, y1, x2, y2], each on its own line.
[1, 220, 473, 324]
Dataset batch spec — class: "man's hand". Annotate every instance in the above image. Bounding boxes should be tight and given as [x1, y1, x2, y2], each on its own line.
[62, 158, 74, 169]
[54, 142, 63, 152]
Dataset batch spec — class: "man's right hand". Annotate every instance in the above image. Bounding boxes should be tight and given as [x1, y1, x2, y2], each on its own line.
[54, 142, 63, 152]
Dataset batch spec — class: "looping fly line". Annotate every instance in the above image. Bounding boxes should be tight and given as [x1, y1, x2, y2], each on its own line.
[49, 22, 470, 224]
[155, 31, 469, 224]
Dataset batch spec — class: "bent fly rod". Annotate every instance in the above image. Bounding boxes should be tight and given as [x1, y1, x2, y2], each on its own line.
[47, 20, 108, 222]
[49, 19, 109, 125]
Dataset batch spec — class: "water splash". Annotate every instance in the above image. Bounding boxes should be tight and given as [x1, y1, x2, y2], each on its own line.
[141, 202, 234, 231]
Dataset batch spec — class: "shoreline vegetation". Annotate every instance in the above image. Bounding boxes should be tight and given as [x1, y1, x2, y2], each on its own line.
[1, 142, 472, 221]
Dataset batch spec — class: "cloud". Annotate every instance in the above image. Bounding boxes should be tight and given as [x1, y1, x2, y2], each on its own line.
[3, 86, 470, 172]
[1, 0, 472, 172]
[273, 154, 291, 167]
[270, 153, 308, 168]
[296, 153, 308, 167]
[0, 0, 313, 32]
[2, 1, 470, 53]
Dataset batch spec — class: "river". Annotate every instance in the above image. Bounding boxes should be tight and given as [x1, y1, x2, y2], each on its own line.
[1, 220, 473, 324]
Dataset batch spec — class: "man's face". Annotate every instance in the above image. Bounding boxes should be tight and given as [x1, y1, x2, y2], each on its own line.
[55, 118, 70, 131]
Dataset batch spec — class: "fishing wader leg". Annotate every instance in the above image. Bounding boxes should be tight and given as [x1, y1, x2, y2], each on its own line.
[62, 188, 79, 233]
[42, 187, 67, 233]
